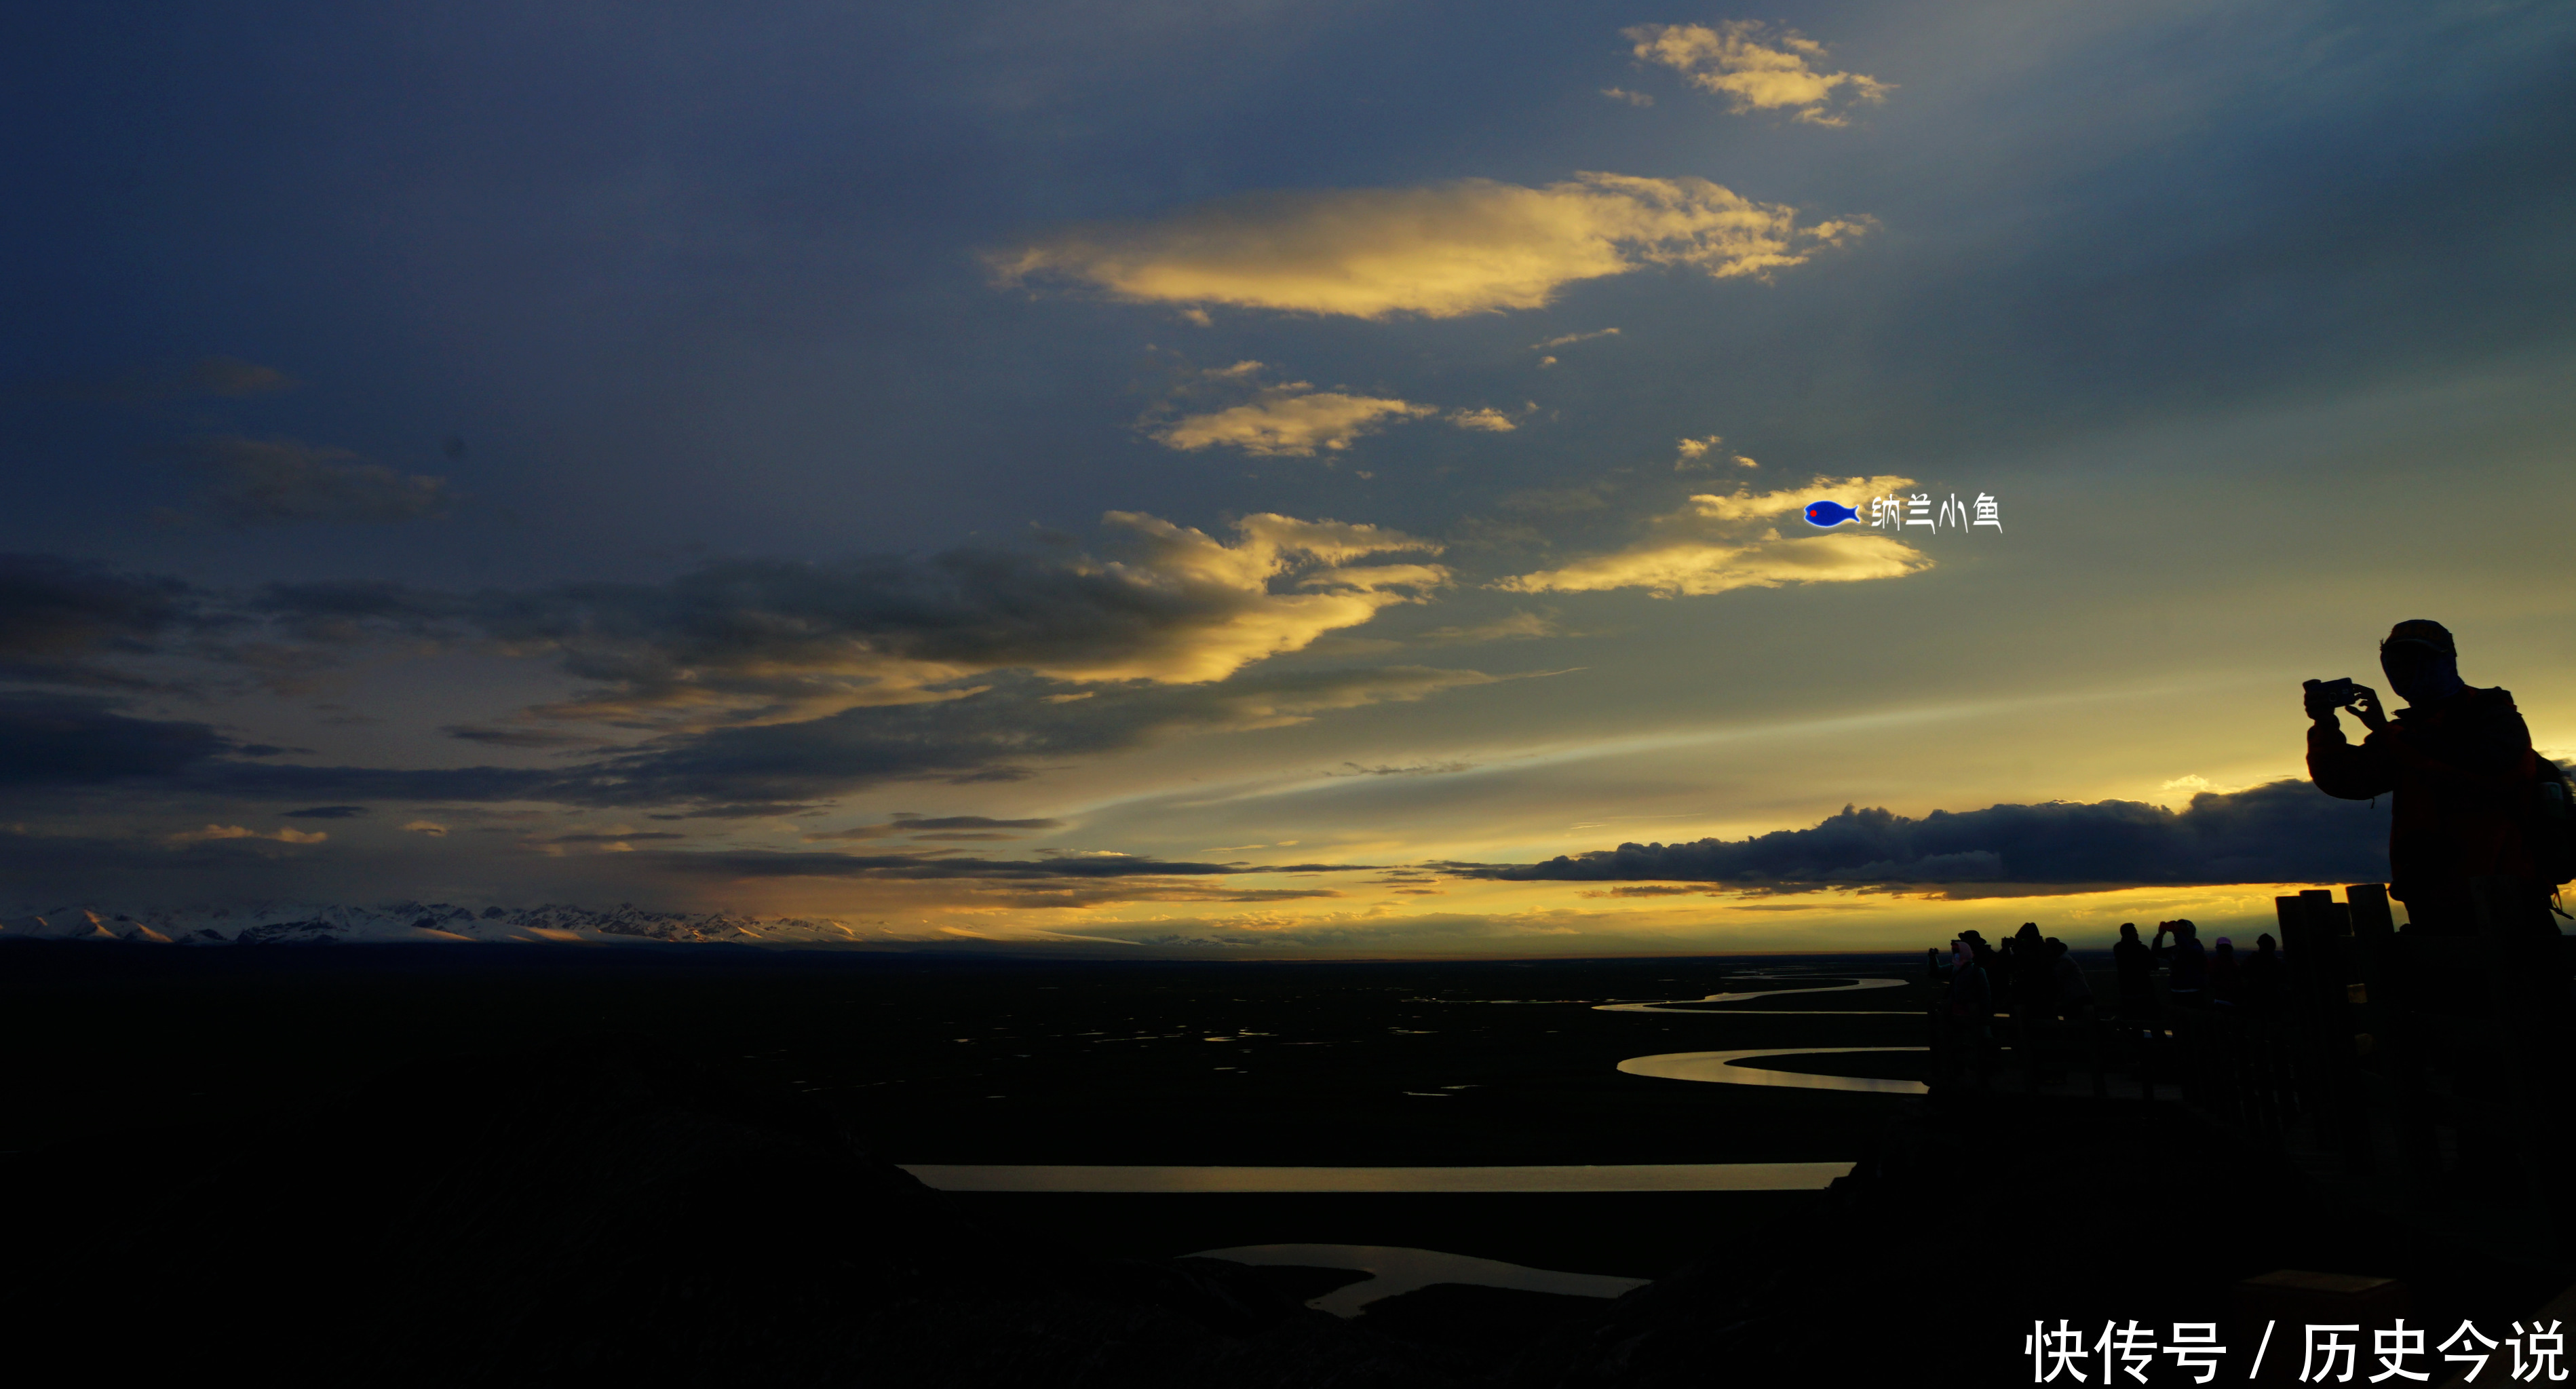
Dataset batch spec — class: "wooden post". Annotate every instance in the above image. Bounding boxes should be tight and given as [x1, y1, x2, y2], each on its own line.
[2276, 894, 2323, 1116]
[2322, 900, 2373, 1173]
[2248, 1022, 2286, 1151]
[2281, 894, 2328, 1016]
[2090, 1012, 2108, 1104]
[2182, 1008, 2206, 1111]
[2347, 884, 2396, 938]
[2473, 876, 2571, 1255]
[2216, 1006, 2246, 1130]
[2350, 884, 2442, 1206]
[2018, 1007, 2041, 1099]
[2283, 892, 2369, 1169]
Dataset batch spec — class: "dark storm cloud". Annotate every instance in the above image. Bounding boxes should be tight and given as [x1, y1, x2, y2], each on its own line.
[441, 725, 605, 749]
[0, 533, 1480, 814]
[170, 437, 457, 527]
[0, 659, 1488, 814]
[900, 814, 1064, 831]
[571, 666, 1495, 808]
[0, 554, 220, 689]
[1465, 780, 2387, 890]
[135, 669, 1479, 811]
[635, 848, 1370, 882]
[0, 693, 237, 788]
[246, 512, 1442, 721]
[0, 828, 342, 910]
[249, 578, 472, 645]
[186, 761, 565, 804]
[0, 826, 1362, 917]
[644, 803, 825, 820]
[282, 805, 369, 819]
[804, 814, 1066, 841]
[132, 668, 1488, 812]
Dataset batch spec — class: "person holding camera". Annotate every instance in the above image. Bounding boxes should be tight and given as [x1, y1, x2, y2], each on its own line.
[2305, 620, 2545, 936]
[2152, 919, 2206, 1006]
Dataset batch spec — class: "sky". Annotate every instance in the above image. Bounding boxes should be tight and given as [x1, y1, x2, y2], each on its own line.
[4, 0, 2573, 954]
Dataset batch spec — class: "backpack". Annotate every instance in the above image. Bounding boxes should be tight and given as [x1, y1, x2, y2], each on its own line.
[2531, 756, 2576, 888]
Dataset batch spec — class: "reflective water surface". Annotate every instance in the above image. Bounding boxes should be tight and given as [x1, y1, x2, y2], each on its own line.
[900, 1162, 1854, 1192]
[1617, 1046, 1930, 1094]
[1594, 976, 1912, 1013]
[1187, 1242, 1651, 1317]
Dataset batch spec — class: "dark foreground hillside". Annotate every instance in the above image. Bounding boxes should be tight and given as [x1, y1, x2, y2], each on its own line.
[12, 1039, 2562, 1387]
[13, 1042, 1486, 1387]
[7, 942, 2566, 1385]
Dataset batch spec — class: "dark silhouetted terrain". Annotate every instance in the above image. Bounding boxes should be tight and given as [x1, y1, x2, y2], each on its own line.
[6, 943, 2562, 1385]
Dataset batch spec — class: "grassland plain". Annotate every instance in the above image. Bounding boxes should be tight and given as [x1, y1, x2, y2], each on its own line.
[10, 943, 2550, 1385]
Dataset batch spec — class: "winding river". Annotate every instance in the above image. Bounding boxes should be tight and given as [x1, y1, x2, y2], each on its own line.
[900, 1162, 1853, 1192]
[1184, 1243, 1652, 1317]
[906, 973, 1924, 1312]
[1607, 974, 1928, 1095]
[1594, 975, 1912, 1013]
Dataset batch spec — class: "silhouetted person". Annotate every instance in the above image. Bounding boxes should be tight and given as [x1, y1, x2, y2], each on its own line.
[2006, 922, 2050, 1017]
[2048, 938, 2092, 1016]
[1960, 930, 1994, 972]
[2240, 933, 2286, 1018]
[2155, 919, 2206, 1008]
[1957, 930, 1999, 1016]
[1943, 940, 1991, 1088]
[2113, 923, 2156, 1019]
[2307, 619, 2547, 935]
[2206, 938, 2240, 1006]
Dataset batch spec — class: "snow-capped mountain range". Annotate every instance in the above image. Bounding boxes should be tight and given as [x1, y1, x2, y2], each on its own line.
[0, 901, 889, 947]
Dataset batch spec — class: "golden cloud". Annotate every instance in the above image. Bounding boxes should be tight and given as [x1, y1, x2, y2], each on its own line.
[1448, 407, 1519, 433]
[1153, 388, 1434, 455]
[1532, 327, 1619, 351]
[1673, 434, 1758, 473]
[1495, 474, 1931, 598]
[990, 172, 1862, 319]
[1626, 22, 1891, 126]
[1024, 514, 1458, 685]
[169, 824, 328, 845]
[519, 511, 1453, 728]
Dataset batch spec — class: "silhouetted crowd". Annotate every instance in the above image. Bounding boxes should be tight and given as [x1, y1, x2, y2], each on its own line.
[1934, 919, 2288, 1025]
[1929, 918, 2301, 1092]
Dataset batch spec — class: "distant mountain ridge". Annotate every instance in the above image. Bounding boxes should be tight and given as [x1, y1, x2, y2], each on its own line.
[0, 900, 883, 947]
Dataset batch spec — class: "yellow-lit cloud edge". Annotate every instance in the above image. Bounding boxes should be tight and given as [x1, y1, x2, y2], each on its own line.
[1497, 474, 1927, 598]
[991, 173, 1864, 320]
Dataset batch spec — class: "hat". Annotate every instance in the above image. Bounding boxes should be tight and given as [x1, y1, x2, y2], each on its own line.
[2381, 620, 2456, 657]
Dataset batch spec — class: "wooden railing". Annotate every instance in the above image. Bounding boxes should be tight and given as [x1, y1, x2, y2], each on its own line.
[1929, 878, 2576, 1259]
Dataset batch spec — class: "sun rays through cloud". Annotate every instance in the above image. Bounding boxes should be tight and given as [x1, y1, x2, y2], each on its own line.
[3, 3, 2568, 953]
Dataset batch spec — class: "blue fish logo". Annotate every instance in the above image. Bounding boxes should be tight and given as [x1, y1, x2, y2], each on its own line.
[1805, 500, 1860, 527]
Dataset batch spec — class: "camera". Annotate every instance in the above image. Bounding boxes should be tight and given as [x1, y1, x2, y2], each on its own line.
[2305, 677, 2359, 708]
